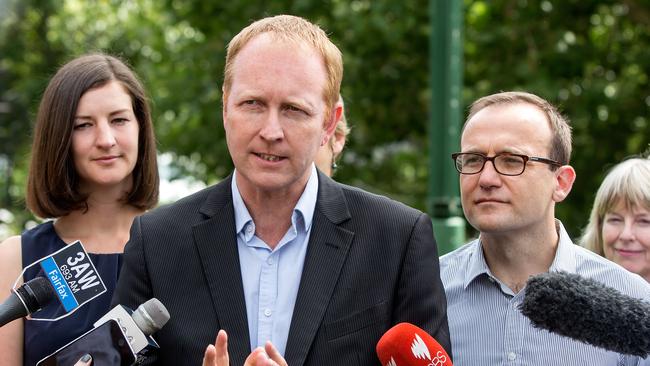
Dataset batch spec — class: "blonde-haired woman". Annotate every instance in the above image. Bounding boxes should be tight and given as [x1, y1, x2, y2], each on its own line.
[580, 156, 650, 282]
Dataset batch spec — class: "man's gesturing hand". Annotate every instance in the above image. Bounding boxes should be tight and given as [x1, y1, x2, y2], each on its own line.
[202, 330, 288, 366]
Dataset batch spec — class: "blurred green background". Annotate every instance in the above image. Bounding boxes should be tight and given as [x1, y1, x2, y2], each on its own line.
[1, 0, 649, 243]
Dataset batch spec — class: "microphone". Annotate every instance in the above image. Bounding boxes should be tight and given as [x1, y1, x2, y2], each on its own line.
[37, 298, 170, 365]
[94, 298, 170, 354]
[376, 323, 452, 366]
[520, 271, 650, 357]
[0, 277, 56, 327]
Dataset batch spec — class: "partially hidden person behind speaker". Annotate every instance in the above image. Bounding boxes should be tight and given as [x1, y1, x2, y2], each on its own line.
[314, 94, 349, 178]
[0, 53, 159, 366]
[440, 91, 650, 365]
[113, 14, 450, 366]
[581, 155, 650, 283]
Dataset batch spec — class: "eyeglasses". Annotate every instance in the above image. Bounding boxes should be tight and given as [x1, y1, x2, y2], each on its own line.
[451, 152, 562, 176]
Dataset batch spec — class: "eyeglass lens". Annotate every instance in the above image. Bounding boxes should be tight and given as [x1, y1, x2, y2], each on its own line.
[456, 154, 526, 175]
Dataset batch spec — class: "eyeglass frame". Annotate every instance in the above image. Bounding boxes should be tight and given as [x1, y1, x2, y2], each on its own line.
[450, 152, 563, 176]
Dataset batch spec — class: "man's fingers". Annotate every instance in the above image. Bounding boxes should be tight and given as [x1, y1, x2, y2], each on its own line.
[245, 347, 282, 366]
[244, 347, 265, 365]
[202, 344, 216, 366]
[215, 329, 229, 364]
[265, 342, 288, 366]
[203, 330, 229, 366]
[242, 343, 286, 366]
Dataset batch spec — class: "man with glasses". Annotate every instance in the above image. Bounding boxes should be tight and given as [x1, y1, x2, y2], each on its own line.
[440, 91, 650, 365]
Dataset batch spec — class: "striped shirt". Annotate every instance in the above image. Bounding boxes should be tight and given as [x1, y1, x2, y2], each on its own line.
[440, 221, 650, 365]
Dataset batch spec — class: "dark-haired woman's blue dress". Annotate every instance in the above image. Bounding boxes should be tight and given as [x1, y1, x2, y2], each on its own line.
[21, 221, 122, 366]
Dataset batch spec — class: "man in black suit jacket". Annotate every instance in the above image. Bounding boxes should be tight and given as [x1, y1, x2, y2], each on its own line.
[113, 15, 450, 366]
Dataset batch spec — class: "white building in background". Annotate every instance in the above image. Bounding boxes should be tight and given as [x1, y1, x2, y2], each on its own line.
[157, 152, 207, 204]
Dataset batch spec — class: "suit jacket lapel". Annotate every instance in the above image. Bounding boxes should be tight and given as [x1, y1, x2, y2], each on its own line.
[285, 172, 354, 365]
[192, 176, 251, 365]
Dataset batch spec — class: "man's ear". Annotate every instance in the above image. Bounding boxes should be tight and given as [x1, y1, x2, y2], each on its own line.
[321, 102, 343, 146]
[552, 165, 576, 203]
[222, 88, 228, 127]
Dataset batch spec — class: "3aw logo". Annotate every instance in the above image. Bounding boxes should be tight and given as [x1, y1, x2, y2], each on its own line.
[39, 240, 106, 313]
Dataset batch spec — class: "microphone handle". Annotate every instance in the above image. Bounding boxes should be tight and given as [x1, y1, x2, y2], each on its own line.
[0, 291, 29, 327]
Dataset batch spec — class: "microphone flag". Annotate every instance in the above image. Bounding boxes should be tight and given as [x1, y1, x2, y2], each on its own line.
[16, 240, 107, 321]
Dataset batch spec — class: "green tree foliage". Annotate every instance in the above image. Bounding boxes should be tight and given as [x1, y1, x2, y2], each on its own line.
[0, 0, 68, 236]
[1, 0, 648, 240]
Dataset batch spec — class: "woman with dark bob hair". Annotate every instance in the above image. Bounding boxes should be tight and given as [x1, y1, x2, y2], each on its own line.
[0, 53, 158, 365]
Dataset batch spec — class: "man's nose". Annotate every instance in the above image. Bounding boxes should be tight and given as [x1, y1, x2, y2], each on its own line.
[259, 112, 284, 141]
[478, 160, 502, 188]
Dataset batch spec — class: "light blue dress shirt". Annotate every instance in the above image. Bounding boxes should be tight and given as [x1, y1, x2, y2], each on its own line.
[440, 221, 650, 366]
[231, 165, 318, 356]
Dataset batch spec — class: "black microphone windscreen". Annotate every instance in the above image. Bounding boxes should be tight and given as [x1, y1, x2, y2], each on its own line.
[0, 277, 56, 327]
[520, 271, 650, 357]
[17, 277, 57, 313]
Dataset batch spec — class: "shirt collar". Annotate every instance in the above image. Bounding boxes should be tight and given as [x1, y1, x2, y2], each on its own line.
[464, 239, 491, 289]
[291, 164, 318, 233]
[231, 164, 319, 240]
[548, 220, 578, 274]
[463, 219, 577, 289]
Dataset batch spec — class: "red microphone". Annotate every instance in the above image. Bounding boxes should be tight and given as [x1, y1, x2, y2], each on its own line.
[376, 323, 452, 366]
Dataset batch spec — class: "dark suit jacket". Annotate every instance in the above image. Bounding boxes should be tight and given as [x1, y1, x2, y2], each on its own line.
[113, 171, 450, 365]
